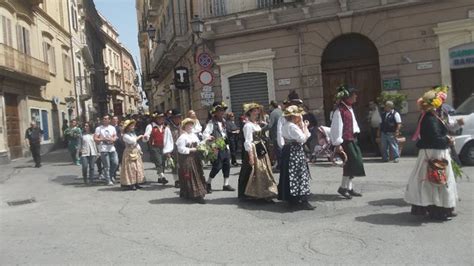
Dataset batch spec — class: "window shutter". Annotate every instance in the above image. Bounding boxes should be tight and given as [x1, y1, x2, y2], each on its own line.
[1, 16, 6, 44]
[16, 25, 24, 53]
[42, 42, 48, 63]
[50, 46, 56, 73]
[24, 28, 30, 55]
[6, 18, 12, 46]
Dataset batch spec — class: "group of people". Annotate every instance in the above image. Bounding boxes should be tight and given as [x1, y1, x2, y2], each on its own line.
[25, 85, 461, 219]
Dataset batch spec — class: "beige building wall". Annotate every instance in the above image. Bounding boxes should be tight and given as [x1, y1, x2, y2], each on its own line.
[0, 0, 74, 162]
[120, 47, 140, 115]
[209, 1, 474, 129]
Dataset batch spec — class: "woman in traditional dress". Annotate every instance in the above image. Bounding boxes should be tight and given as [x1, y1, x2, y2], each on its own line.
[187, 109, 203, 139]
[176, 118, 209, 204]
[278, 105, 315, 210]
[404, 87, 458, 221]
[120, 119, 146, 190]
[238, 103, 278, 202]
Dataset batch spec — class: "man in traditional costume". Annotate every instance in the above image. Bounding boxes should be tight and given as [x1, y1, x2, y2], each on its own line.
[143, 111, 174, 184]
[330, 85, 365, 199]
[203, 101, 235, 193]
[168, 109, 183, 188]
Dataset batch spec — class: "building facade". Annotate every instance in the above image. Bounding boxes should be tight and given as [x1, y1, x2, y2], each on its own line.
[120, 46, 141, 115]
[139, 0, 474, 152]
[0, 0, 75, 163]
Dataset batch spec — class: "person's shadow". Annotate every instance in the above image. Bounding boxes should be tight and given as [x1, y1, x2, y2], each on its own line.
[355, 212, 425, 226]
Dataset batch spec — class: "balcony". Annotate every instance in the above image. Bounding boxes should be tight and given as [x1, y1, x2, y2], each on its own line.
[108, 84, 122, 94]
[0, 44, 50, 85]
[197, 0, 300, 18]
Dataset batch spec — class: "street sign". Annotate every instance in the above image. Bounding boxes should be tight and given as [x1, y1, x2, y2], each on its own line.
[201, 98, 214, 106]
[197, 53, 213, 69]
[202, 85, 212, 92]
[198, 70, 214, 85]
[382, 78, 401, 91]
[174, 66, 190, 89]
[201, 91, 214, 99]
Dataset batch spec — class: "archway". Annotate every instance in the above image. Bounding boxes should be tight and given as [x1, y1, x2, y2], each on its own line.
[321, 33, 381, 150]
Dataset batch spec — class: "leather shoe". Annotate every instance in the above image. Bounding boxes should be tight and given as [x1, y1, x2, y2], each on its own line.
[206, 183, 212, 194]
[195, 197, 206, 204]
[222, 185, 235, 191]
[348, 189, 362, 197]
[135, 184, 143, 189]
[337, 187, 352, 199]
[300, 201, 316, 210]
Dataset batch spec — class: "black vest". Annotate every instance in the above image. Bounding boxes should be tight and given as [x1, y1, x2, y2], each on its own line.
[381, 111, 398, 133]
[211, 119, 226, 139]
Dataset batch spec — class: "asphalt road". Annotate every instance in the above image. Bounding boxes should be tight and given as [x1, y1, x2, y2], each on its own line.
[1, 149, 473, 265]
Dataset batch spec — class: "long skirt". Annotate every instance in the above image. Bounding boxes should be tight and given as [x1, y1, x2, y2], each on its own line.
[404, 149, 458, 215]
[178, 153, 207, 199]
[278, 142, 311, 202]
[342, 140, 366, 177]
[120, 147, 145, 186]
[238, 143, 277, 199]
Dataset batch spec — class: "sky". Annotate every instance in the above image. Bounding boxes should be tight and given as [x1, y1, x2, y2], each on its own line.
[94, 0, 141, 71]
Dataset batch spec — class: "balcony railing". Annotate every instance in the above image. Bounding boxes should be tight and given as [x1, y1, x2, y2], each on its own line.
[0, 43, 50, 84]
[197, 0, 298, 18]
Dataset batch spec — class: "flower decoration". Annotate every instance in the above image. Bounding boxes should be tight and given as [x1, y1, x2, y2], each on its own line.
[416, 85, 449, 111]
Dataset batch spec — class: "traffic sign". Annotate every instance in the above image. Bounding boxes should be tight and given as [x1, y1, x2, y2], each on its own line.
[197, 53, 213, 68]
[198, 70, 214, 85]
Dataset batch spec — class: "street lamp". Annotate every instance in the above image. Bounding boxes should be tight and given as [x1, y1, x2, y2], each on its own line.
[190, 15, 204, 38]
[146, 24, 166, 44]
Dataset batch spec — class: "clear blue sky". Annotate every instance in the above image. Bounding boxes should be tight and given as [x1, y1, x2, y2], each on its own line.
[94, 0, 140, 70]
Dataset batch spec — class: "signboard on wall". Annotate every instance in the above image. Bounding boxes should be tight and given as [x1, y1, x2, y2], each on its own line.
[382, 78, 401, 91]
[449, 42, 474, 70]
[174, 66, 190, 89]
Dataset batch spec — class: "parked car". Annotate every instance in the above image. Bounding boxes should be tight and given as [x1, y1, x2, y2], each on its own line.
[451, 94, 474, 166]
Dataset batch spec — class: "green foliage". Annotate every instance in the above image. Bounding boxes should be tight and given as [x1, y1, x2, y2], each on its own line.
[451, 160, 467, 180]
[165, 157, 175, 170]
[376, 92, 408, 111]
[197, 137, 227, 163]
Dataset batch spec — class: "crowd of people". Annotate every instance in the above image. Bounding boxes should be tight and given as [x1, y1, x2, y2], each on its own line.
[24, 86, 461, 219]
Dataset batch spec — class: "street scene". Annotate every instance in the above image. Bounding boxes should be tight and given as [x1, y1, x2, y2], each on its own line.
[1, 150, 472, 264]
[1, 0, 474, 265]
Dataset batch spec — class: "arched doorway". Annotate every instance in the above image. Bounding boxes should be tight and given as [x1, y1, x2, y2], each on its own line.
[321, 33, 381, 150]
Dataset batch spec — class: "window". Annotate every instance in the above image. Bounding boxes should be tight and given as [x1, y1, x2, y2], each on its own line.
[108, 49, 112, 66]
[103, 49, 107, 64]
[0, 15, 13, 46]
[62, 52, 72, 81]
[71, 6, 78, 31]
[16, 25, 30, 55]
[77, 62, 83, 93]
[30, 108, 50, 141]
[42, 41, 56, 74]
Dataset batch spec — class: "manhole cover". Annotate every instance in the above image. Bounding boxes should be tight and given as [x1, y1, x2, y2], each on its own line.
[7, 198, 36, 206]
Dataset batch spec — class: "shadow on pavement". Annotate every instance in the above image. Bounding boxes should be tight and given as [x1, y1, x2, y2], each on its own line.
[368, 198, 410, 207]
[355, 212, 424, 226]
[13, 165, 34, 169]
[50, 175, 82, 186]
[311, 194, 347, 202]
[98, 187, 123, 192]
[363, 158, 386, 163]
[140, 184, 172, 191]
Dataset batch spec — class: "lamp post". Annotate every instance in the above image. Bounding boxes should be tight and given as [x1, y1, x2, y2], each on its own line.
[146, 24, 166, 45]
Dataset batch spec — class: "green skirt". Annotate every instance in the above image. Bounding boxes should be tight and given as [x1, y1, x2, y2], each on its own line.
[342, 140, 366, 177]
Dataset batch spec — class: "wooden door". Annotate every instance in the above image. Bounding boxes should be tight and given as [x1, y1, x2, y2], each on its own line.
[4, 93, 22, 159]
[322, 69, 348, 124]
[351, 65, 381, 131]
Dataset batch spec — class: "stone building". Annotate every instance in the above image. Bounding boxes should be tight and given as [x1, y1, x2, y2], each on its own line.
[139, 0, 474, 152]
[120, 46, 141, 115]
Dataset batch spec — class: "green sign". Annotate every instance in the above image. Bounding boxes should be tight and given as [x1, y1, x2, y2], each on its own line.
[383, 78, 401, 91]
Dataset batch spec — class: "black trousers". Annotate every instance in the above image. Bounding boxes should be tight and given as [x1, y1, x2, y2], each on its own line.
[30, 142, 41, 166]
[228, 136, 238, 164]
[209, 149, 230, 179]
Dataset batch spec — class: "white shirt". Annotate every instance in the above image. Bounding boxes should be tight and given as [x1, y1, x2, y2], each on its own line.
[176, 132, 202, 155]
[203, 120, 227, 139]
[122, 132, 142, 152]
[276, 116, 287, 148]
[330, 103, 360, 146]
[95, 125, 117, 153]
[385, 110, 402, 124]
[368, 107, 382, 128]
[143, 122, 174, 154]
[281, 122, 310, 144]
[192, 119, 202, 135]
[81, 133, 98, 157]
[243, 122, 261, 152]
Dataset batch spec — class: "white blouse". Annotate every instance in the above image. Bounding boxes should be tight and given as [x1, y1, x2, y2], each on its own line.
[192, 119, 202, 135]
[176, 132, 202, 155]
[81, 133, 98, 157]
[123, 133, 142, 151]
[276, 116, 287, 148]
[243, 122, 261, 152]
[281, 122, 310, 144]
[330, 103, 360, 146]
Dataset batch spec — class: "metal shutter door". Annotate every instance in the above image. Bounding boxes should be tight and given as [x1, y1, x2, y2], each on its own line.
[228, 72, 269, 116]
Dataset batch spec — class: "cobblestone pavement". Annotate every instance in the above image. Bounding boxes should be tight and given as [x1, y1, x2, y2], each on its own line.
[1, 149, 473, 265]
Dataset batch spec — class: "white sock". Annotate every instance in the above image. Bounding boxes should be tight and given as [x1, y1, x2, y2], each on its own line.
[348, 178, 353, 190]
[160, 173, 165, 178]
[224, 177, 230, 186]
[341, 176, 348, 189]
[207, 177, 213, 184]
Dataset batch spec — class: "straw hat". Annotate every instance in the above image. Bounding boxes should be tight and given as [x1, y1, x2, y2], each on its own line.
[152, 110, 165, 118]
[122, 119, 136, 130]
[243, 102, 262, 114]
[211, 101, 228, 114]
[181, 118, 195, 129]
[283, 105, 306, 117]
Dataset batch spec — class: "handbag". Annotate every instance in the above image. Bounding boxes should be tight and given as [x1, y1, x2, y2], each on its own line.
[426, 157, 449, 186]
[254, 141, 267, 158]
